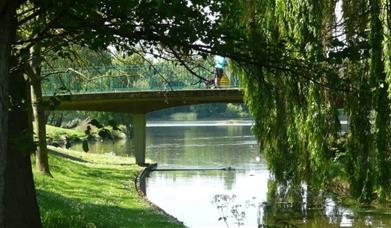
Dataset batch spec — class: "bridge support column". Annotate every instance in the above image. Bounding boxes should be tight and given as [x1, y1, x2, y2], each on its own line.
[133, 113, 146, 165]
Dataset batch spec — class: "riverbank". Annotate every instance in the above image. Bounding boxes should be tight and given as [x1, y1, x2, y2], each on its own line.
[46, 124, 128, 148]
[33, 147, 184, 227]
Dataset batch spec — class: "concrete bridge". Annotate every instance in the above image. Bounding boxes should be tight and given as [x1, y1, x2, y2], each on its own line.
[43, 88, 244, 165]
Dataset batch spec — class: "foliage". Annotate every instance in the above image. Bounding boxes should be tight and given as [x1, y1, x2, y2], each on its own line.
[43, 46, 112, 69]
[232, 0, 391, 204]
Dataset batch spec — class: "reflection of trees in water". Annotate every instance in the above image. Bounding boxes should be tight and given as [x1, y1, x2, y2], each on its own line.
[152, 170, 237, 191]
[260, 180, 336, 227]
[212, 194, 246, 227]
[211, 179, 391, 227]
[146, 125, 257, 168]
[259, 180, 391, 227]
[223, 171, 236, 190]
[212, 192, 299, 228]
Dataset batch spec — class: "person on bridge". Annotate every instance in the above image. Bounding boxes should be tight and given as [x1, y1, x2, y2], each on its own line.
[214, 55, 227, 88]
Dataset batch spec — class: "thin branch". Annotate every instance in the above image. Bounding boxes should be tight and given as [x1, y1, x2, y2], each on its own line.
[168, 46, 211, 84]
[138, 44, 174, 91]
[20, 0, 76, 51]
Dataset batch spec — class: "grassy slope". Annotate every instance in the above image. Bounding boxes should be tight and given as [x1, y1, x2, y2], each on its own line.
[33, 149, 183, 228]
[46, 125, 85, 140]
[46, 125, 126, 142]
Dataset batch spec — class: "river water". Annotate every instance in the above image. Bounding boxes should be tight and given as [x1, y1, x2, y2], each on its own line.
[73, 120, 391, 227]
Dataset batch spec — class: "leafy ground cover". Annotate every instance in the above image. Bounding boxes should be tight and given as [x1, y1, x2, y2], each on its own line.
[33, 148, 183, 228]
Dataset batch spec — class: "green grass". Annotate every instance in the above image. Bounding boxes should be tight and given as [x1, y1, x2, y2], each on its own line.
[46, 125, 85, 140]
[33, 149, 184, 228]
[46, 125, 127, 141]
[46, 145, 137, 165]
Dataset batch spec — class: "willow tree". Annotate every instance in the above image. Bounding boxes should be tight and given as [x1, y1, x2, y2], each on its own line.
[234, 0, 340, 197]
[230, 0, 391, 203]
[370, 0, 391, 203]
[339, 0, 391, 202]
[380, 0, 391, 202]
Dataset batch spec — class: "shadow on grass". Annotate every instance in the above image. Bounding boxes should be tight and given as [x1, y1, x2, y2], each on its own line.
[37, 189, 183, 228]
[35, 154, 183, 228]
[48, 149, 88, 163]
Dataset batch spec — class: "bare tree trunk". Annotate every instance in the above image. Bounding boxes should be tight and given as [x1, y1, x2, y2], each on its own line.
[0, 3, 42, 227]
[0, 2, 14, 226]
[29, 45, 52, 176]
[5, 51, 42, 227]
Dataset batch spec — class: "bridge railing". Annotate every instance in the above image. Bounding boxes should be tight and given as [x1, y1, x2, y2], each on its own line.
[42, 63, 240, 95]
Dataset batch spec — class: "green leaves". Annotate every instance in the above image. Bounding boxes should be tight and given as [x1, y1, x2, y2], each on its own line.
[328, 40, 370, 64]
[236, 0, 391, 203]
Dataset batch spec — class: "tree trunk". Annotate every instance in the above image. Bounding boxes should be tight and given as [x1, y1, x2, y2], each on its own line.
[6, 105, 43, 228]
[5, 55, 42, 227]
[0, 3, 42, 227]
[29, 45, 52, 176]
[0, 2, 14, 226]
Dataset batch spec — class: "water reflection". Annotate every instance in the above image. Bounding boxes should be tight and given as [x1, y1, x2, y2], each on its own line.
[73, 120, 391, 227]
[146, 170, 269, 227]
[258, 194, 391, 227]
[144, 121, 391, 227]
[146, 123, 260, 169]
[145, 121, 268, 227]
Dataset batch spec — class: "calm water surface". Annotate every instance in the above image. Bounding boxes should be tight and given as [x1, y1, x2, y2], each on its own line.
[145, 120, 265, 227]
[73, 120, 391, 227]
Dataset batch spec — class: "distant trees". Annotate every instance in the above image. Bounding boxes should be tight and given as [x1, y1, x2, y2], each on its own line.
[148, 103, 249, 120]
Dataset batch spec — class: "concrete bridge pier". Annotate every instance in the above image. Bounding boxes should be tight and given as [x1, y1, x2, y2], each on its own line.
[133, 113, 146, 165]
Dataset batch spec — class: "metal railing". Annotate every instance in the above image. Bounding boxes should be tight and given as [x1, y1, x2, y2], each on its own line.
[42, 63, 240, 95]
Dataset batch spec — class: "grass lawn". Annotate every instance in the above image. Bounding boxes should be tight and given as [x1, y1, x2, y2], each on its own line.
[33, 148, 184, 228]
[46, 125, 85, 141]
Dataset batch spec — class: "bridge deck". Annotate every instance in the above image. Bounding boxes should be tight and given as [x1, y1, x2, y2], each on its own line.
[44, 88, 244, 113]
